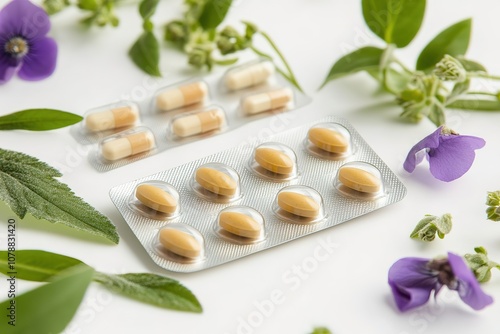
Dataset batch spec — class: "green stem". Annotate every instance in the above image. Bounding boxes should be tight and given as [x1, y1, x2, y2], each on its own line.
[253, 31, 303, 92]
[393, 57, 413, 74]
[250, 45, 297, 89]
[469, 72, 500, 80]
[467, 91, 498, 97]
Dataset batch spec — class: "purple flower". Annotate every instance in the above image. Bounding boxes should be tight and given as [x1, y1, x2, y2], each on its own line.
[403, 126, 485, 182]
[0, 0, 57, 84]
[388, 252, 493, 312]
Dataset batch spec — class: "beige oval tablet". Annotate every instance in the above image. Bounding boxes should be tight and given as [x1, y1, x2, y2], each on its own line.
[159, 228, 201, 258]
[219, 211, 262, 238]
[277, 191, 319, 218]
[255, 148, 294, 174]
[308, 128, 349, 154]
[338, 167, 381, 193]
[135, 184, 177, 214]
[195, 167, 237, 196]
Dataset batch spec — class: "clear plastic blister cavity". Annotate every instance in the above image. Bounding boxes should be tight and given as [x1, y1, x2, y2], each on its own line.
[109, 116, 407, 273]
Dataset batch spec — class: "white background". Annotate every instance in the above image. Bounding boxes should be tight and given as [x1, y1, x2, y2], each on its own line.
[1, 1, 500, 333]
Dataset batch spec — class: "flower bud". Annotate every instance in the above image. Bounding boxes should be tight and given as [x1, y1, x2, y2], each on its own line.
[434, 55, 467, 82]
[165, 21, 186, 44]
[486, 191, 500, 221]
[188, 47, 208, 68]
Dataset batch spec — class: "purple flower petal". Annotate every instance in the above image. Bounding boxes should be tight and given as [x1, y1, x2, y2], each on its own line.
[388, 257, 439, 311]
[0, 0, 51, 40]
[403, 126, 442, 173]
[447, 252, 493, 310]
[18, 37, 57, 80]
[428, 135, 486, 182]
[0, 53, 20, 84]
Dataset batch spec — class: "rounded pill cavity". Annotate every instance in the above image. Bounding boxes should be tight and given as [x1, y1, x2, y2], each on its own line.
[241, 87, 293, 115]
[155, 224, 204, 263]
[129, 181, 180, 219]
[169, 107, 226, 138]
[273, 185, 326, 224]
[215, 206, 265, 244]
[334, 162, 384, 199]
[99, 127, 155, 161]
[305, 122, 352, 159]
[250, 142, 298, 181]
[191, 163, 242, 203]
[224, 60, 275, 91]
[154, 81, 209, 112]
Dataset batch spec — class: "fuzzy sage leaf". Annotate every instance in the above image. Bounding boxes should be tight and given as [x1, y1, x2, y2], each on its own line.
[416, 19, 472, 72]
[199, 0, 233, 30]
[0, 149, 119, 243]
[0, 250, 85, 282]
[464, 247, 500, 283]
[321, 46, 384, 88]
[362, 0, 426, 48]
[0, 265, 94, 334]
[129, 31, 161, 77]
[486, 191, 500, 221]
[410, 213, 452, 242]
[0, 109, 82, 131]
[93, 272, 203, 313]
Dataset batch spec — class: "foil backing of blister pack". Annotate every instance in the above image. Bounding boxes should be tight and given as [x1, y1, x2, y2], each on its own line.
[72, 59, 311, 172]
[109, 116, 407, 273]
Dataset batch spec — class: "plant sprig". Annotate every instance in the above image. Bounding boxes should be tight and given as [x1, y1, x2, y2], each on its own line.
[322, 0, 500, 126]
[43, 0, 303, 91]
[0, 250, 202, 333]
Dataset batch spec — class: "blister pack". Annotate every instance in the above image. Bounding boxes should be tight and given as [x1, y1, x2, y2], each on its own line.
[109, 116, 407, 273]
[69, 59, 310, 172]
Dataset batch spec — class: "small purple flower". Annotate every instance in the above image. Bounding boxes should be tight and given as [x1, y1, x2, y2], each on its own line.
[403, 126, 485, 182]
[388, 252, 493, 312]
[0, 0, 57, 84]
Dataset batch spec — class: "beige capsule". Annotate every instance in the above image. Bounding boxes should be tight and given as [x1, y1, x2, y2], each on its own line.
[242, 87, 293, 115]
[308, 127, 349, 154]
[277, 191, 320, 218]
[195, 167, 237, 196]
[156, 81, 208, 112]
[101, 131, 155, 161]
[135, 184, 177, 214]
[85, 106, 139, 132]
[338, 167, 381, 193]
[159, 228, 201, 258]
[254, 147, 294, 174]
[219, 211, 262, 238]
[172, 108, 225, 138]
[225, 62, 274, 91]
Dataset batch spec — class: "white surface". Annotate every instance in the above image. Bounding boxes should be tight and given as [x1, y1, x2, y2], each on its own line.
[1, 1, 500, 333]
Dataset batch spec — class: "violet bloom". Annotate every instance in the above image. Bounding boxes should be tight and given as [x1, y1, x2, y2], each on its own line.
[403, 126, 485, 182]
[388, 252, 493, 312]
[0, 0, 57, 84]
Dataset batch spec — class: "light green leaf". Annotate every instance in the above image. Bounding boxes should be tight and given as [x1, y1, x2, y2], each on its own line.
[129, 31, 161, 77]
[0, 250, 86, 282]
[409, 215, 436, 239]
[448, 99, 500, 111]
[434, 213, 452, 235]
[383, 68, 410, 93]
[214, 58, 239, 66]
[0, 109, 82, 131]
[416, 19, 472, 71]
[311, 327, 332, 334]
[0, 149, 119, 244]
[456, 56, 487, 73]
[321, 46, 384, 88]
[448, 79, 470, 103]
[362, 0, 426, 47]
[139, 0, 159, 20]
[94, 272, 202, 313]
[0, 265, 94, 334]
[199, 0, 233, 30]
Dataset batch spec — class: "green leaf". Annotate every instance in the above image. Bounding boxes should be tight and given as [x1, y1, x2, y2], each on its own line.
[0, 250, 86, 282]
[94, 272, 202, 313]
[0, 149, 119, 244]
[321, 46, 384, 88]
[213, 58, 239, 66]
[434, 213, 452, 235]
[383, 68, 410, 93]
[448, 99, 500, 111]
[362, 0, 426, 47]
[409, 215, 436, 239]
[416, 19, 472, 71]
[139, 0, 159, 20]
[0, 265, 94, 334]
[456, 56, 487, 73]
[199, 0, 233, 30]
[311, 327, 332, 334]
[448, 79, 470, 102]
[0, 109, 82, 131]
[129, 31, 161, 77]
